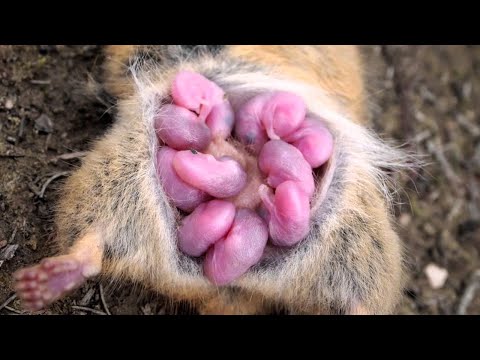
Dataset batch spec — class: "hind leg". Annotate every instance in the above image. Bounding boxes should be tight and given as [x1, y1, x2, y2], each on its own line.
[13, 232, 102, 312]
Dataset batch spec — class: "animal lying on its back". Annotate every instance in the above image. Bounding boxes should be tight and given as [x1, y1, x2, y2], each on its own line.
[14, 45, 411, 314]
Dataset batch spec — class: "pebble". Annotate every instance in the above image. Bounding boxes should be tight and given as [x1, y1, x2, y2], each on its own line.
[424, 263, 449, 289]
[5, 98, 14, 109]
[0, 244, 19, 268]
[34, 114, 54, 133]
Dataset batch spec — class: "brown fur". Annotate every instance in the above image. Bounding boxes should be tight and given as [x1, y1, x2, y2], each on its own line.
[227, 46, 368, 122]
[19, 46, 408, 314]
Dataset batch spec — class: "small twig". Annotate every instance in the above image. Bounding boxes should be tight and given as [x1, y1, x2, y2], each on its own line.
[413, 129, 432, 144]
[427, 140, 463, 191]
[467, 178, 480, 221]
[0, 294, 17, 311]
[9, 227, 18, 243]
[4, 306, 24, 314]
[457, 269, 480, 315]
[49, 151, 88, 164]
[17, 117, 26, 140]
[30, 79, 51, 85]
[0, 153, 25, 158]
[99, 284, 111, 315]
[39, 171, 70, 198]
[447, 198, 464, 224]
[457, 113, 480, 137]
[44, 133, 52, 151]
[0, 244, 19, 268]
[78, 288, 96, 306]
[71, 305, 107, 315]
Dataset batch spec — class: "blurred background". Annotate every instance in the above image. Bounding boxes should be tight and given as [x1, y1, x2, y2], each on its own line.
[0, 45, 479, 315]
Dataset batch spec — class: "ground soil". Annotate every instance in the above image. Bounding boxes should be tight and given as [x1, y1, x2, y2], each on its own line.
[1, 45, 479, 315]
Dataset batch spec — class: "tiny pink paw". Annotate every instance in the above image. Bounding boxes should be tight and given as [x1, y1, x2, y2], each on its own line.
[14, 256, 86, 312]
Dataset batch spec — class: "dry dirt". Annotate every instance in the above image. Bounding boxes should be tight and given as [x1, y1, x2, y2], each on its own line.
[1, 45, 479, 315]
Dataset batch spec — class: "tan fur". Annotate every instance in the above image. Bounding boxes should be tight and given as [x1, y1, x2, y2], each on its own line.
[198, 290, 272, 315]
[20, 45, 408, 314]
[103, 45, 137, 98]
[227, 46, 368, 123]
[67, 232, 103, 277]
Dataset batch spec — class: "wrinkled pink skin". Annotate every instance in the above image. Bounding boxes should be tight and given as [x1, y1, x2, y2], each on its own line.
[204, 208, 269, 286]
[234, 92, 306, 153]
[155, 71, 333, 285]
[155, 104, 212, 151]
[178, 200, 236, 257]
[283, 117, 334, 168]
[259, 182, 310, 247]
[156, 147, 210, 212]
[258, 140, 315, 197]
[173, 151, 247, 199]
